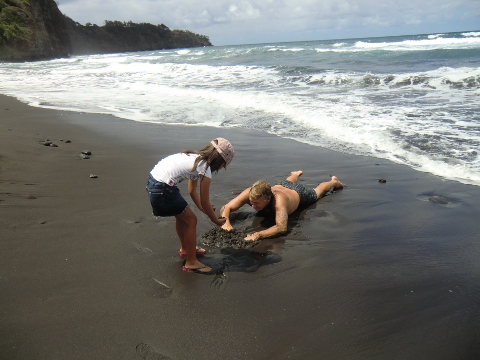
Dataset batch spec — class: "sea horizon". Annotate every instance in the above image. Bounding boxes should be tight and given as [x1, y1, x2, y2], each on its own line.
[215, 28, 480, 47]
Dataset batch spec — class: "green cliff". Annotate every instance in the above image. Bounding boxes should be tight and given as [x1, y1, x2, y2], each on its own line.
[0, 0, 212, 62]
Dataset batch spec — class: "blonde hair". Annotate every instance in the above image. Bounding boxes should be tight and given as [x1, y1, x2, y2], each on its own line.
[249, 180, 272, 199]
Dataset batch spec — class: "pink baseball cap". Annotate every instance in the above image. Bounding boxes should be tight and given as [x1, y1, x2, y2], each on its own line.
[211, 138, 234, 168]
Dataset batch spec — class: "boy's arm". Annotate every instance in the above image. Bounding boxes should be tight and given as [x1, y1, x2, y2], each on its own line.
[245, 194, 288, 241]
[220, 187, 251, 231]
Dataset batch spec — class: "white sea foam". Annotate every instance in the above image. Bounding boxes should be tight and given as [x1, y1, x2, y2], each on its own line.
[315, 33, 480, 53]
[462, 32, 480, 37]
[354, 37, 480, 51]
[0, 33, 479, 186]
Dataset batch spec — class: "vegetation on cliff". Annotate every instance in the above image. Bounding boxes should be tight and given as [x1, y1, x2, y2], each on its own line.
[0, 0, 31, 46]
[65, 18, 211, 55]
[0, 0, 212, 62]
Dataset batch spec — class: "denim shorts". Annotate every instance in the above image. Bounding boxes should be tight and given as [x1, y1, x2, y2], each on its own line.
[146, 174, 188, 217]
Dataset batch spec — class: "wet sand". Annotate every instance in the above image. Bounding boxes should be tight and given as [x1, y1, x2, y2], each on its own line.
[1, 94, 480, 359]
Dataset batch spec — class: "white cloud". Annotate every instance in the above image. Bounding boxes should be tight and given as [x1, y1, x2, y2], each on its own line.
[227, 2, 261, 21]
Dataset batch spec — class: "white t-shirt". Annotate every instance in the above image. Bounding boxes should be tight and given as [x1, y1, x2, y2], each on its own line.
[150, 153, 212, 186]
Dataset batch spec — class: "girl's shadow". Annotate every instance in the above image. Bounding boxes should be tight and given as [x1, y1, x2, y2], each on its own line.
[199, 211, 285, 290]
[207, 249, 282, 290]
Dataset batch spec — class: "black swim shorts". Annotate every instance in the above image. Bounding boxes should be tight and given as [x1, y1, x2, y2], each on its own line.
[277, 180, 318, 206]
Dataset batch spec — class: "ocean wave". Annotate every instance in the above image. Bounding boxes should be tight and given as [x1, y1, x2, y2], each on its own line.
[281, 66, 480, 91]
[0, 32, 479, 186]
[354, 37, 480, 51]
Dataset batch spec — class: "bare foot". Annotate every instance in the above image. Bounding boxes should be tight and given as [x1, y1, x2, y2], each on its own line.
[183, 259, 211, 273]
[287, 170, 303, 183]
[331, 176, 344, 189]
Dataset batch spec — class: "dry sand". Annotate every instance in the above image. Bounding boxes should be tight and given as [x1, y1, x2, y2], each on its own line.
[1, 94, 480, 359]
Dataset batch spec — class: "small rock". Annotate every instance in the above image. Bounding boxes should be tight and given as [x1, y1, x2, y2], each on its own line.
[89, 174, 98, 178]
[81, 150, 92, 155]
[65, 140, 71, 143]
[80, 153, 90, 159]
[50, 143, 58, 147]
[378, 178, 387, 183]
[42, 141, 52, 146]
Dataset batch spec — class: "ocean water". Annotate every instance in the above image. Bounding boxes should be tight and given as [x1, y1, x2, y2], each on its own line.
[1, 31, 479, 185]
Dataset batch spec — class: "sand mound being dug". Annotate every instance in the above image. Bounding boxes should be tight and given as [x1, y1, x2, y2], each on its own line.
[200, 227, 260, 249]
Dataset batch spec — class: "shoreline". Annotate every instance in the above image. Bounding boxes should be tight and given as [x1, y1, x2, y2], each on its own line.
[1, 94, 480, 359]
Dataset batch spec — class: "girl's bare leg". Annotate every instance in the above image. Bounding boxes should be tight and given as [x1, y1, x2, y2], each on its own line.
[286, 170, 303, 183]
[177, 218, 204, 254]
[175, 207, 211, 272]
[314, 176, 344, 199]
[176, 217, 187, 251]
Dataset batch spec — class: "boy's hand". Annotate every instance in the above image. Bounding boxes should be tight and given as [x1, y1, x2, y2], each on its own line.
[221, 223, 233, 232]
[245, 233, 260, 241]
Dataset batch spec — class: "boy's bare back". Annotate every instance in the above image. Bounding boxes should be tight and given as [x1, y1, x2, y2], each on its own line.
[271, 184, 301, 215]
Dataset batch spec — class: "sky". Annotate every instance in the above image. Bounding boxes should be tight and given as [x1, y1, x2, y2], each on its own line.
[57, 0, 480, 46]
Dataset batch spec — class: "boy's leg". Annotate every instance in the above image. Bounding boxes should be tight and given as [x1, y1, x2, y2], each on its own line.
[314, 176, 344, 199]
[286, 170, 303, 183]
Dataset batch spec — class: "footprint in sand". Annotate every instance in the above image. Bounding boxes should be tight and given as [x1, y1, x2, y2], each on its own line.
[132, 242, 153, 254]
[152, 278, 172, 298]
[417, 192, 459, 208]
[126, 217, 143, 224]
[136, 343, 171, 360]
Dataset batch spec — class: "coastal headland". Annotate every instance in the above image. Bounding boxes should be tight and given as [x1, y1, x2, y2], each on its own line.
[0, 0, 211, 62]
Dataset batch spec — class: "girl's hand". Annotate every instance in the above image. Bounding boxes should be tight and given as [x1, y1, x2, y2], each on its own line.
[215, 217, 226, 226]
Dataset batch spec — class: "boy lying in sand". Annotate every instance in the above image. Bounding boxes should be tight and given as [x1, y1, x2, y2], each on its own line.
[219, 171, 344, 241]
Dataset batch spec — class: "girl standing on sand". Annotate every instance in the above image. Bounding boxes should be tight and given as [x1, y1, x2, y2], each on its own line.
[146, 138, 234, 274]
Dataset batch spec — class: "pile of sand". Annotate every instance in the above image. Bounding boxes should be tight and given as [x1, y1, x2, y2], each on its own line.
[200, 227, 260, 249]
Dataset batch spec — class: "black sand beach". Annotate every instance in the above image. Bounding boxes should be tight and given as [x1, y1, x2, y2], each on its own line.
[1, 94, 480, 359]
